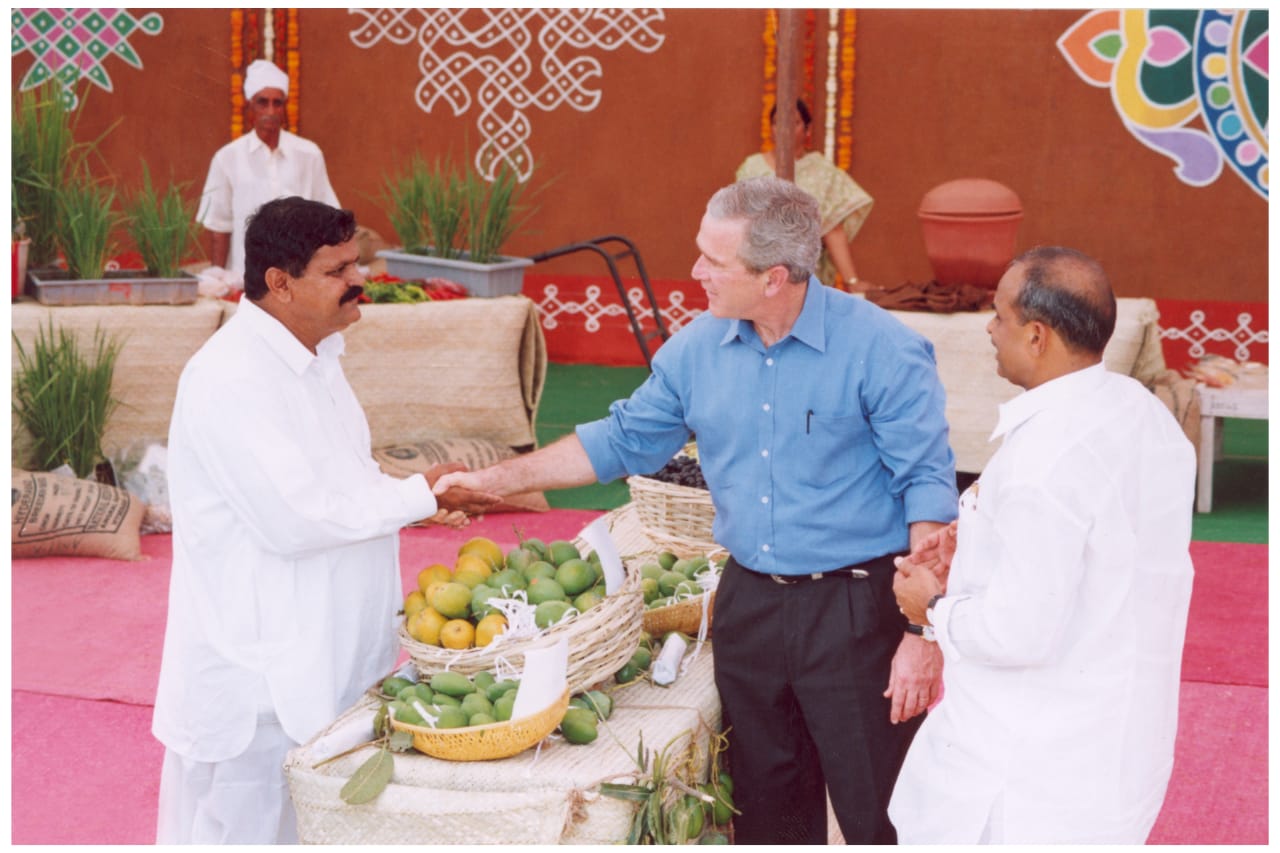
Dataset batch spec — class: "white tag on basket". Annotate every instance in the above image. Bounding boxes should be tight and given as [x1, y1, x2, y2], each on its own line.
[579, 516, 625, 594]
[511, 638, 568, 722]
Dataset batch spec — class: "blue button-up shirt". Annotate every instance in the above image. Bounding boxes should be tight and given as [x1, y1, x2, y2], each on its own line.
[577, 279, 958, 574]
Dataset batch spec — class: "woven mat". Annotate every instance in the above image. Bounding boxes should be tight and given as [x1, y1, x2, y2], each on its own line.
[337, 296, 547, 450]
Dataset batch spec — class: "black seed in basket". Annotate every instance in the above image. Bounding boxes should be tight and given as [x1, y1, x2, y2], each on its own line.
[648, 455, 707, 490]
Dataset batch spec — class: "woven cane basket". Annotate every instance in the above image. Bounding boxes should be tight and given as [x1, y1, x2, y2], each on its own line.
[389, 689, 570, 761]
[626, 476, 718, 555]
[398, 531, 644, 695]
[642, 591, 716, 637]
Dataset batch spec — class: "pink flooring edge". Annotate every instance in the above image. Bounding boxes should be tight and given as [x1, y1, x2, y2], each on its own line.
[12, 680, 1267, 845]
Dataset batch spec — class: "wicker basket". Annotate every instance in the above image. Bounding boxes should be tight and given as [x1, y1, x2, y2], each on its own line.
[399, 534, 644, 694]
[642, 591, 716, 637]
[626, 475, 717, 555]
[389, 690, 570, 761]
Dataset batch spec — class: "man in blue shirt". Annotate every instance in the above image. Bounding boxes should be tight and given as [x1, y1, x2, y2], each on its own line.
[435, 176, 958, 843]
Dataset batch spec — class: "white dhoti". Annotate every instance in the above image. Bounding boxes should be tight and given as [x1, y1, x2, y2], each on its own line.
[156, 715, 299, 844]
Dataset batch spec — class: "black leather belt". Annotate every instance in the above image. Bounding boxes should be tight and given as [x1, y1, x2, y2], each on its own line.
[768, 566, 870, 585]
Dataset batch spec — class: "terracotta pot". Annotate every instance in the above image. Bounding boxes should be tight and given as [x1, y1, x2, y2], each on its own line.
[918, 178, 1023, 288]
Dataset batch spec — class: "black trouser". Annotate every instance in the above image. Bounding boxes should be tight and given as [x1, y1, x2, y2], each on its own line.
[712, 554, 923, 845]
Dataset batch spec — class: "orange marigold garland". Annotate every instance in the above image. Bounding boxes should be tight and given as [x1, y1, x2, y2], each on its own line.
[230, 9, 244, 138]
[836, 10, 857, 172]
[285, 8, 300, 134]
[761, 9, 777, 152]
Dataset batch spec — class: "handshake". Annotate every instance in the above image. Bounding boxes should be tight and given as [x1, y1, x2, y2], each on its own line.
[416, 462, 503, 529]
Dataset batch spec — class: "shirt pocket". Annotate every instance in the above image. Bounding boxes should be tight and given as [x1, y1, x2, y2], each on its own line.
[794, 411, 867, 487]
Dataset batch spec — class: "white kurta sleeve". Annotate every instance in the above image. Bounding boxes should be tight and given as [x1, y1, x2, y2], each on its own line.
[935, 480, 1091, 666]
[196, 149, 235, 233]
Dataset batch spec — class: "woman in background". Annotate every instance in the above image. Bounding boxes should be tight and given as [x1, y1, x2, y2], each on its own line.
[736, 99, 874, 292]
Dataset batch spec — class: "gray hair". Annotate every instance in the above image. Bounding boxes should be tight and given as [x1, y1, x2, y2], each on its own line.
[1011, 246, 1116, 355]
[706, 176, 821, 283]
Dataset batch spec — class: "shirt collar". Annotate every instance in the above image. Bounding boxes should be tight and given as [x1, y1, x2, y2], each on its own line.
[246, 130, 288, 157]
[720, 276, 827, 353]
[236, 295, 345, 376]
[991, 361, 1108, 440]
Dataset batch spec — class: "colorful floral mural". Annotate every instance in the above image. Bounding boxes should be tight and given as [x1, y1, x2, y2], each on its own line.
[11, 8, 164, 108]
[1058, 9, 1268, 199]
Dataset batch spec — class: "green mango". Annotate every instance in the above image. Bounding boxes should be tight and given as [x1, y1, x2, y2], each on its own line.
[431, 706, 469, 729]
[493, 691, 517, 722]
[486, 679, 520, 702]
[429, 671, 477, 697]
[380, 676, 413, 697]
[559, 707, 598, 744]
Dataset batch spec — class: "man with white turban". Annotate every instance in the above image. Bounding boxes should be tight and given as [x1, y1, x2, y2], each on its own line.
[196, 59, 339, 277]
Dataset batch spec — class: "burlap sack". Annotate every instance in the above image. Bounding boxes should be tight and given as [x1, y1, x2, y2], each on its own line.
[11, 300, 227, 468]
[373, 437, 549, 512]
[11, 470, 146, 560]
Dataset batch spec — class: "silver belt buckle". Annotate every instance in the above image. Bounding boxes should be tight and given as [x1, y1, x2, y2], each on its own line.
[849, 568, 869, 579]
[769, 573, 794, 585]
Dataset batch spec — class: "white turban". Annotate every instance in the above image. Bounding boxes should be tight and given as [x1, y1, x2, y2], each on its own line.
[243, 59, 289, 100]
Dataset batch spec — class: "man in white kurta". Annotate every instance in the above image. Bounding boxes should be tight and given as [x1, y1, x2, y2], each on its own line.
[889, 247, 1195, 843]
[153, 197, 493, 843]
[196, 59, 339, 276]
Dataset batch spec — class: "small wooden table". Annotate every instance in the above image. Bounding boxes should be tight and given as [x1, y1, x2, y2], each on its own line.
[1196, 382, 1268, 513]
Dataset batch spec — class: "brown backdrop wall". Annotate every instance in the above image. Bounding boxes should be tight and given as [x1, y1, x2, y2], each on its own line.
[13, 8, 1267, 303]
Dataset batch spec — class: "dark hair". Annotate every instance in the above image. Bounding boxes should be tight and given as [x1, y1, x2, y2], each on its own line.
[243, 197, 357, 300]
[769, 98, 813, 128]
[1011, 246, 1116, 355]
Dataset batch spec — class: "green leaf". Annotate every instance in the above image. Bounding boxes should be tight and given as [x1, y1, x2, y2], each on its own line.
[388, 730, 415, 752]
[339, 748, 394, 805]
[626, 797, 648, 845]
[372, 702, 389, 739]
[599, 782, 654, 803]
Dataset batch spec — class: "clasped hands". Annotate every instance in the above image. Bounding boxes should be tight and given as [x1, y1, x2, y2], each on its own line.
[892, 520, 957, 626]
[883, 520, 957, 724]
[416, 463, 502, 529]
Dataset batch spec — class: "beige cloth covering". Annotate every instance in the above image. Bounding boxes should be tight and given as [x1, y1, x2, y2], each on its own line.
[11, 295, 548, 469]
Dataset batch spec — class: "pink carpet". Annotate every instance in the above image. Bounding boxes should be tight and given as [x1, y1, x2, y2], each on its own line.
[10, 510, 603, 706]
[1148, 680, 1269, 844]
[8, 517, 1266, 844]
[1181, 541, 1268, 687]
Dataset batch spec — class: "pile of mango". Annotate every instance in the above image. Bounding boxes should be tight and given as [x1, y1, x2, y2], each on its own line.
[378, 669, 610, 746]
[380, 670, 520, 729]
[637, 552, 726, 611]
[403, 535, 609, 650]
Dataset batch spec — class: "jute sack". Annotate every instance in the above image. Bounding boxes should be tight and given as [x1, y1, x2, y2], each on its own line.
[12, 470, 146, 560]
[373, 437, 549, 512]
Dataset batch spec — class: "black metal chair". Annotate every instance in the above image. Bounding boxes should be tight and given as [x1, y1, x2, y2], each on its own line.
[530, 234, 670, 367]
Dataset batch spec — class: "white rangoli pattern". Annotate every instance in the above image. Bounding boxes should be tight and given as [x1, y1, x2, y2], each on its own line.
[1160, 311, 1269, 363]
[348, 8, 665, 181]
[534, 283, 702, 335]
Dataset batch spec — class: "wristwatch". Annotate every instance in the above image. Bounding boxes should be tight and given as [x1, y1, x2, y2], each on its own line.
[903, 621, 936, 643]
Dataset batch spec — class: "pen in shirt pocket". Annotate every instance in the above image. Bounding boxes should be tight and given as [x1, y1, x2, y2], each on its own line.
[806, 409, 813, 434]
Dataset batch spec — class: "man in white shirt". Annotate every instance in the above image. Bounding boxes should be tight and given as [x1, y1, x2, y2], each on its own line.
[196, 59, 339, 276]
[888, 246, 1195, 843]
[153, 197, 497, 843]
